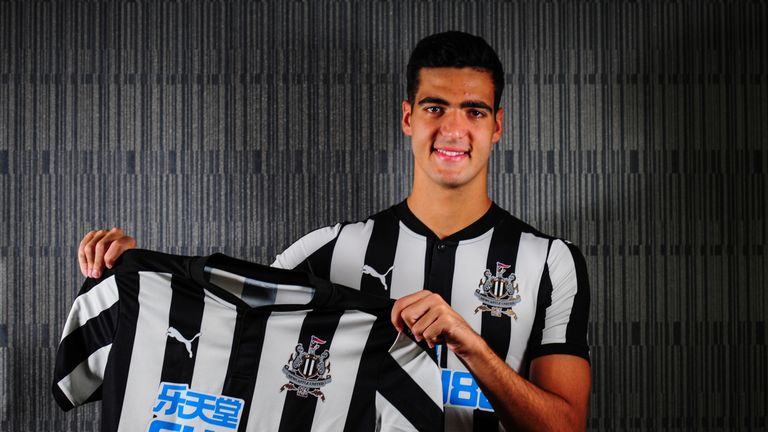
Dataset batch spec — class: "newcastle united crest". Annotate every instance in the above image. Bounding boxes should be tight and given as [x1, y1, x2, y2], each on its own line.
[474, 262, 521, 319]
[280, 335, 332, 401]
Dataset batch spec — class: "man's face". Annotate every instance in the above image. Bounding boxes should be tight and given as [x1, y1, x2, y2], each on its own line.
[402, 67, 503, 190]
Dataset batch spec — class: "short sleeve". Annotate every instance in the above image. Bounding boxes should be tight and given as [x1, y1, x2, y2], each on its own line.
[271, 224, 343, 271]
[52, 275, 120, 410]
[527, 240, 591, 362]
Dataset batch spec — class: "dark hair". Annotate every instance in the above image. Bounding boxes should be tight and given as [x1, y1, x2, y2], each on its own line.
[406, 31, 505, 111]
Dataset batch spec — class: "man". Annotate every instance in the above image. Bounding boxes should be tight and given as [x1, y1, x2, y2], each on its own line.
[78, 31, 591, 431]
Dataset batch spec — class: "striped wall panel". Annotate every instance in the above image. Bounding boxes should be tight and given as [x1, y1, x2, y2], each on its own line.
[0, 1, 765, 430]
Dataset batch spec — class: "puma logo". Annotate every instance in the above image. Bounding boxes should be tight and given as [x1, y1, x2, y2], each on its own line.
[361, 265, 394, 290]
[166, 327, 201, 358]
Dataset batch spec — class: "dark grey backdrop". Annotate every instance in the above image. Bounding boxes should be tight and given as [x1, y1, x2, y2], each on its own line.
[1, 1, 766, 431]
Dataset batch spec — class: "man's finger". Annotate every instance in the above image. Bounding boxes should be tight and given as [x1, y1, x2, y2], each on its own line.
[391, 290, 433, 332]
[91, 229, 125, 278]
[83, 230, 107, 278]
[104, 236, 136, 268]
[78, 230, 98, 277]
[409, 306, 443, 344]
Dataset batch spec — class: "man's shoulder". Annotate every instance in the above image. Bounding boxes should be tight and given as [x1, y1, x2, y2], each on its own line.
[492, 203, 583, 252]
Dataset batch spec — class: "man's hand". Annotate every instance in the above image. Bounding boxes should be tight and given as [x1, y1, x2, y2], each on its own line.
[390, 290, 484, 357]
[78, 228, 136, 279]
[391, 290, 590, 431]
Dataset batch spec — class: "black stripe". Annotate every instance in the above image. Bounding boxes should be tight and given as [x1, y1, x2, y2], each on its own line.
[101, 272, 140, 432]
[360, 211, 399, 297]
[159, 274, 205, 385]
[342, 314, 393, 432]
[277, 310, 345, 432]
[377, 353, 444, 432]
[474, 220, 521, 431]
[522, 254, 554, 378]
[53, 302, 118, 381]
[221, 311, 270, 432]
[300, 223, 347, 280]
[425, 238, 457, 369]
[564, 242, 591, 360]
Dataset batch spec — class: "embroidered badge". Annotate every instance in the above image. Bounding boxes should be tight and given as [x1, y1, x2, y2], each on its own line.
[474, 262, 521, 319]
[280, 335, 332, 401]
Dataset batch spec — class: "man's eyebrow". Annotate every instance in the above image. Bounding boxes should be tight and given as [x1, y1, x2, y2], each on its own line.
[417, 97, 493, 112]
[460, 100, 493, 111]
[417, 97, 449, 106]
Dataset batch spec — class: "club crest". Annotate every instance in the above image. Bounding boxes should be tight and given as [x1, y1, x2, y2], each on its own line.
[474, 262, 521, 319]
[280, 335, 332, 401]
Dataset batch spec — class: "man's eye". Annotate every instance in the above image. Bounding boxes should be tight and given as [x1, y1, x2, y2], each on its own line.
[426, 106, 442, 114]
[469, 110, 486, 119]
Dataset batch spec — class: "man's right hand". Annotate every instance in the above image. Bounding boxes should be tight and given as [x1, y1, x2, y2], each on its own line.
[78, 228, 136, 279]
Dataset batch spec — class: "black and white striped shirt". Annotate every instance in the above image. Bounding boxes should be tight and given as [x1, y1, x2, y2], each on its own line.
[53, 249, 443, 432]
[273, 201, 590, 432]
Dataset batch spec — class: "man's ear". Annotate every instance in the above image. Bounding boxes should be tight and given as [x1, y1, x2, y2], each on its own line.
[492, 107, 504, 144]
[401, 100, 413, 136]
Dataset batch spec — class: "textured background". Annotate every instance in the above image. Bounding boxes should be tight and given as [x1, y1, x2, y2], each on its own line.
[1, 1, 766, 431]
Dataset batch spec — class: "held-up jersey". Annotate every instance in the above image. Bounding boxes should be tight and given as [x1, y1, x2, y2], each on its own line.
[273, 201, 591, 432]
[53, 249, 443, 432]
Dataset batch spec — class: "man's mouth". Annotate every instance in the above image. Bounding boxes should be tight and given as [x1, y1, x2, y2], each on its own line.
[433, 147, 470, 158]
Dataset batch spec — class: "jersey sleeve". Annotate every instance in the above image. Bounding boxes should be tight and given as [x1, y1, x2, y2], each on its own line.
[271, 224, 343, 273]
[527, 239, 591, 362]
[375, 333, 444, 432]
[52, 275, 120, 411]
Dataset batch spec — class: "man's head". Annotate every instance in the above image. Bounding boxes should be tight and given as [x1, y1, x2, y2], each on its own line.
[406, 31, 505, 112]
[402, 32, 505, 194]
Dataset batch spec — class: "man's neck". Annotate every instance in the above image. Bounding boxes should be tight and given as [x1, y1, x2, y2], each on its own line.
[407, 185, 492, 240]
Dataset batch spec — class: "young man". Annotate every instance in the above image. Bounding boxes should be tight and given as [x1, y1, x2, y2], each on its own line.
[78, 32, 591, 431]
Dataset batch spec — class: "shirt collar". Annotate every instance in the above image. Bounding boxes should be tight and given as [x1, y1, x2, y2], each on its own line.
[392, 199, 507, 242]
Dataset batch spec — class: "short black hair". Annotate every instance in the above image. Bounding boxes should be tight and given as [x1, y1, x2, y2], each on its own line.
[406, 31, 505, 111]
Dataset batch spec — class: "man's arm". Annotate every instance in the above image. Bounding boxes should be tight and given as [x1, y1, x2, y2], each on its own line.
[391, 291, 590, 431]
[459, 332, 590, 431]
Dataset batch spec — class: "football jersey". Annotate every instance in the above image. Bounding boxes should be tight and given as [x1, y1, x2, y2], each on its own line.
[272, 200, 590, 432]
[53, 249, 444, 432]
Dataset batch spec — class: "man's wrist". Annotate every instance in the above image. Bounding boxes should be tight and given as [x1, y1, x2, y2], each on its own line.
[452, 330, 495, 365]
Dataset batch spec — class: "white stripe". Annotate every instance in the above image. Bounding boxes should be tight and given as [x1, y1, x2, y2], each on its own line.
[207, 267, 245, 298]
[189, 292, 238, 395]
[375, 390, 418, 431]
[387, 332, 443, 409]
[445, 405, 474, 432]
[505, 232, 549, 369]
[246, 312, 306, 431]
[310, 311, 377, 432]
[56, 343, 111, 406]
[389, 222, 427, 299]
[272, 283, 315, 305]
[117, 272, 174, 432]
[541, 240, 579, 346]
[61, 276, 119, 341]
[330, 221, 374, 290]
[206, 266, 315, 306]
[271, 224, 342, 269]
[447, 230, 493, 370]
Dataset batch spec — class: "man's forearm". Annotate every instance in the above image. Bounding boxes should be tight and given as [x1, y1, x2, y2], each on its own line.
[456, 340, 587, 432]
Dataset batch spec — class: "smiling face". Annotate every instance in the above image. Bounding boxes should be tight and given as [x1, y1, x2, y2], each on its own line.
[402, 67, 503, 193]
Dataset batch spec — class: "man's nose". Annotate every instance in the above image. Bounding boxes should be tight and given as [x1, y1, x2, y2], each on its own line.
[439, 110, 469, 139]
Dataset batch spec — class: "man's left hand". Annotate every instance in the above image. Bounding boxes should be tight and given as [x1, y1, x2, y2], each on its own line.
[390, 290, 484, 358]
